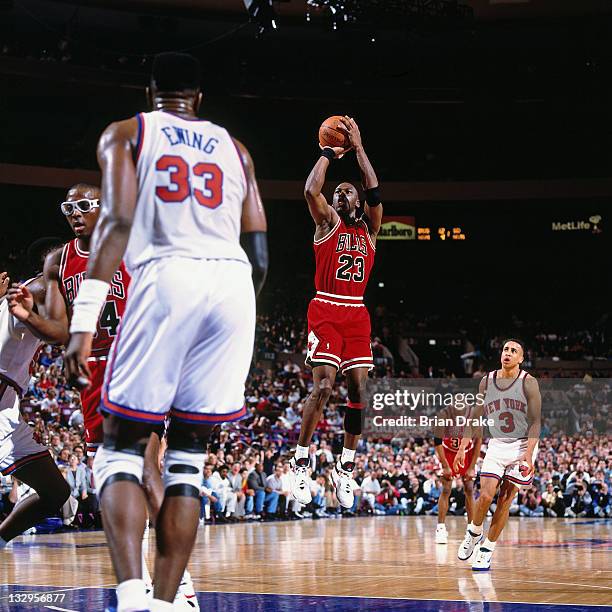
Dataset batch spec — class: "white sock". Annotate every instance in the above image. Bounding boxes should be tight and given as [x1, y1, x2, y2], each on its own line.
[481, 538, 496, 551]
[182, 568, 192, 584]
[436, 523, 446, 530]
[141, 540, 152, 586]
[295, 445, 309, 460]
[340, 447, 356, 464]
[468, 522, 483, 536]
[116, 578, 147, 612]
[0, 535, 8, 549]
[149, 598, 174, 612]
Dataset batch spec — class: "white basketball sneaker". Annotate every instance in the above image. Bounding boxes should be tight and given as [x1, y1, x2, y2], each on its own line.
[290, 457, 312, 505]
[458, 529, 483, 561]
[331, 460, 356, 508]
[174, 569, 199, 610]
[435, 524, 448, 544]
[472, 546, 494, 571]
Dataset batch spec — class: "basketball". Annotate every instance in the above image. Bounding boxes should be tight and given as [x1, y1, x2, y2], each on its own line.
[319, 115, 349, 149]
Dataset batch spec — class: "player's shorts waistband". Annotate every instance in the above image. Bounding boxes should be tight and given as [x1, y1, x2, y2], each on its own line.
[314, 291, 364, 307]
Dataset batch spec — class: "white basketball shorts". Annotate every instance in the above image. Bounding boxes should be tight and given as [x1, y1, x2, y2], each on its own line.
[0, 390, 50, 475]
[480, 438, 539, 488]
[102, 257, 255, 425]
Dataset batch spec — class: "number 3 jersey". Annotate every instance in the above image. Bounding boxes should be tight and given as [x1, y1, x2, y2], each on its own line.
[126, 110, 249, 273]
[313, 216, 375, 301]
[59, 239, 130, 357]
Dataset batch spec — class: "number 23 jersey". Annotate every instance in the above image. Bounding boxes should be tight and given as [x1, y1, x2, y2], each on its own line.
[59, 239, 130, 357]
[314, 216, 375, 300]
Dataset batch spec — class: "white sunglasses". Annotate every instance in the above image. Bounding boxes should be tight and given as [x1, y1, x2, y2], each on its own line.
[60, 198, 100, 216]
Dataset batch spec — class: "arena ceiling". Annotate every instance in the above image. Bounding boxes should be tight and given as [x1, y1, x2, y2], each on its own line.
[44, 0, 612, 21]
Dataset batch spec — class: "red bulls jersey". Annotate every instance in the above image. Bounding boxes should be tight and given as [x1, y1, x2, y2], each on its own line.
[58, 239, 130, 356]
[313, 216, 375, 303]
[442, 405, 474, 452]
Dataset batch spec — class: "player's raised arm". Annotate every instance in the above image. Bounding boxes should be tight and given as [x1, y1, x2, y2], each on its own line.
[8, 249, 69, 344]
[522, 375, 542, 475]
[304, 149, 341, 228]
[339, 116, 383, 238]
[65, 117, 138, 385]
[235, 138, 268, 298]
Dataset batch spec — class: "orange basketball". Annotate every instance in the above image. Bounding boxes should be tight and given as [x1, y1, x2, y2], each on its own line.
[319, 115, 349, 149]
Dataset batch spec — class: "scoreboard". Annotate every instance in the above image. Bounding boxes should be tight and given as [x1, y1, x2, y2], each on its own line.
[378, 216, 468, 242]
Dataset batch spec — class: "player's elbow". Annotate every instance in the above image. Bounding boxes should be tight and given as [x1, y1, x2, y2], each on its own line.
[104, 215, 133, 236]
[304, 185, 320, 201]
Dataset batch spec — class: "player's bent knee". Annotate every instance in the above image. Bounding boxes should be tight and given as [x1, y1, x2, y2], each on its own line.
[93, 445, 144, 497]
[344, 406, 363, 436]
[163, 449, 205, 499]
[314, 378, 333, 403]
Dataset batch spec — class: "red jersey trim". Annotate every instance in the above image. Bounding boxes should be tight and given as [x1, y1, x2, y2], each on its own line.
[73, 239, 89, 259]
[135, 113, 145, 161]
[58, 243, 69, 301]
[313, 217, 341, 245]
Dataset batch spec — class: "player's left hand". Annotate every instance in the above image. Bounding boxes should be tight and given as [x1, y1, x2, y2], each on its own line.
[519, 453, 535, 476]
[338, 116, 363, 150]
[64, 332, 94, 390]
[0, 272, 9, 299]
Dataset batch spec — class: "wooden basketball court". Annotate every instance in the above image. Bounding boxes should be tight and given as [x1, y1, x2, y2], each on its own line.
[1, 516, 610, 610]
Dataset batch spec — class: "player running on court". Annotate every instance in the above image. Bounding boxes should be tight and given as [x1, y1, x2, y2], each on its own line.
[64, 52, 268, 612]
[290, 117, 382, 508]
[433, 398, 481, 544]
[455, 339, 541, 571]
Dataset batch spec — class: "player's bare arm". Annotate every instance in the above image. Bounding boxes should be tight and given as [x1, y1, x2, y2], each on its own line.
[0, 272, 9, 299]
[8, 248, 69, 344]
[304, 154, 341, 240]
[522, 375, 542, 475]
[454, 377, 486, 472]
[64, 117, 138, 386]
[339, 116, 383, 239]
[433, 408, 453, 480]
[235, 138, 268, 297]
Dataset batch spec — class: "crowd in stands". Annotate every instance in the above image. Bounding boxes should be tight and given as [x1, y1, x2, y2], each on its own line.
[0, 317, 610, 532]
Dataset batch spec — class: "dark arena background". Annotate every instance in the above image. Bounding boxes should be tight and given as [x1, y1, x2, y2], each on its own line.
[0, 1, 610, 611]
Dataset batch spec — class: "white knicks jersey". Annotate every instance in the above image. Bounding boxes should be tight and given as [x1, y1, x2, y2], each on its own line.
[483, 370, 530, 445]
[125, 110, 249, 272]
[0, 284, 41, 393]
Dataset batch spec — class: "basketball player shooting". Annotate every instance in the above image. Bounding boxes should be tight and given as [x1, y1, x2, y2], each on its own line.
[290, 117, 382, 509]
[455, 339, 541, 571]
[63, 52, 267, 612]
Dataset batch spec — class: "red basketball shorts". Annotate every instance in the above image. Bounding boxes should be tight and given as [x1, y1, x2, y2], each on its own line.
[306, 299, 373, 373]
[80, 357, 106, 456]
[444, 446, 475, 478]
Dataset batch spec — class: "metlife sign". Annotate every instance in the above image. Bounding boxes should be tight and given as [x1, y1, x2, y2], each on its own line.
[551, 215, 602, 234]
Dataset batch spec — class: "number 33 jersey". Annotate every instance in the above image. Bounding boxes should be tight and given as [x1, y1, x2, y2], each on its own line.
[59, 239, 130, 357]
[313, 216, 375, 301]
[126, 110, 249, 272]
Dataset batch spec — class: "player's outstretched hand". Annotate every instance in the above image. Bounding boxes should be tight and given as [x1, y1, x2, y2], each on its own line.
[64, 332, 94, 390]
[319, 143, 352, 159]
[338, 116, 363, 150]
[0, 272, 9, 299]
[8, 283, 33, 322]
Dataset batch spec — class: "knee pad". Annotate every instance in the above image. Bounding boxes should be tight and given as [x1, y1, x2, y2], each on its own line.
[93, 445, 144, 497]
[163, 449, 205, 499]
[344, 405, 363, 436]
